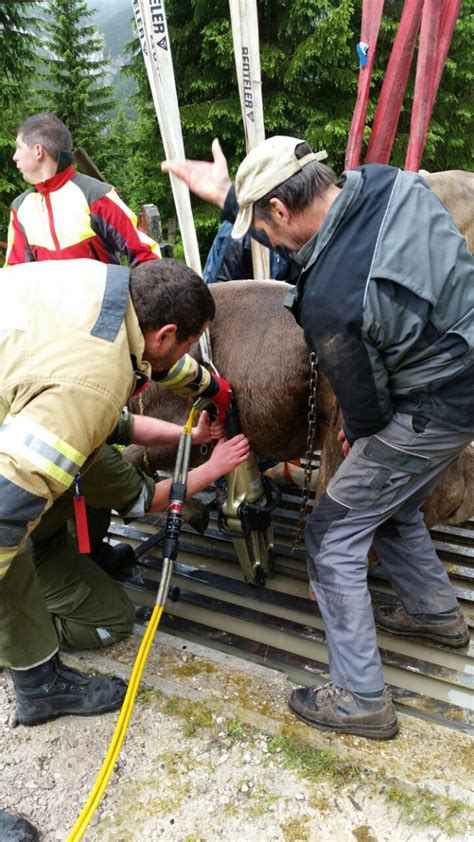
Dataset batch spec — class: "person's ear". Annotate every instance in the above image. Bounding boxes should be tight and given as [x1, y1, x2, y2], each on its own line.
[269, 197, 291, 224]
[154, 323, 178, 347]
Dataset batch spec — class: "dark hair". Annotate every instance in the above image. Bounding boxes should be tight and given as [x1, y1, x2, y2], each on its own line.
[253, 141, 336, 223]
[130, 258, 215, 341]
[17, 113, 72, 162]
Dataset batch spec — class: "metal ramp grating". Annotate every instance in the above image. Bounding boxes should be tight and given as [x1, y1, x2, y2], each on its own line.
[109, 487, 474, 735]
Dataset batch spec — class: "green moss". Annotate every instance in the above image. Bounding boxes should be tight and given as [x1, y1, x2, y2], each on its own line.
[153, 749, 193, 778]
[267, 734, 360, 784]
[169, 657, 218, 678]
[308, 791, 331, 814]
[280, 814, 311, 841]
[383, 782, 470, 836]
[352, 826, 378, 842]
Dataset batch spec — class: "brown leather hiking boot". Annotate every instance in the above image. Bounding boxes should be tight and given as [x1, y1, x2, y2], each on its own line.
[289, 682, 399, 739]
[374, 604, 470, 647]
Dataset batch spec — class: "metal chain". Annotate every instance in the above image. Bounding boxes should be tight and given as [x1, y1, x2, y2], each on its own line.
[291, 352, 318, 553]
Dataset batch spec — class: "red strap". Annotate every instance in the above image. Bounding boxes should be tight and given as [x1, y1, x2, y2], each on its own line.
[405, 0, 443, 171]
[283, 462, 294, 484]
[431, 1, 463, 103]
[345, 0, 385, 170]
[365, 0, 424, 164]
[73, 479, 91, 555]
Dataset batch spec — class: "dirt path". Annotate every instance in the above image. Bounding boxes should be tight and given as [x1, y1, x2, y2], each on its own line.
[1, 628, 473, 841]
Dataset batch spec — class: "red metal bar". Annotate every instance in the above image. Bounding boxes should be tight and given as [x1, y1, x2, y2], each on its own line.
[405, 0, 442, 171]
[365, 0, 423, 164]
[345, 0, 385, 170]
[428, 0, 463, 130]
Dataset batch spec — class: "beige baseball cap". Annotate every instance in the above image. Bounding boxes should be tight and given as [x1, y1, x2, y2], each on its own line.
[232, 136, 328, 239]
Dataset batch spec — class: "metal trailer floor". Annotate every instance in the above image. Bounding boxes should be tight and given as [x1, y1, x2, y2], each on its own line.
[109, 486, 474, 736]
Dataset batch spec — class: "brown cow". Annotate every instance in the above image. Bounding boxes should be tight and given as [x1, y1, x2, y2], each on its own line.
[127, 280, 473, 530]
[424, 170, 474, 253]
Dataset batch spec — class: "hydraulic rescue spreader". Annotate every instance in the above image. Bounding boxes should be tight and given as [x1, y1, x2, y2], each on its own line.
[217, 399, 281, 586]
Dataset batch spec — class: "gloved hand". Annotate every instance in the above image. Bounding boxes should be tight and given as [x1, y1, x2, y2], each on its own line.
[202, 373, 232, 421]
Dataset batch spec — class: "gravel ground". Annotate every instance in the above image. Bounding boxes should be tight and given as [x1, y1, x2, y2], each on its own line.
[1, 628, 473, 842]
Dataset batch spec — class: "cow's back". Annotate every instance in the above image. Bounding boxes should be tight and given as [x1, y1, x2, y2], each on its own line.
[425, 170, 474, 252]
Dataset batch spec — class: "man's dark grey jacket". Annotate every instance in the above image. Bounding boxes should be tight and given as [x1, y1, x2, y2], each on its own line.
[224, 164, 474, 444]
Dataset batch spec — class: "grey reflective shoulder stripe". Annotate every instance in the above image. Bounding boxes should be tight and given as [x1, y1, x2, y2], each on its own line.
[91, 265, 130, 342]
[0, 474, 47, 547]
[20, 431, 82, 479]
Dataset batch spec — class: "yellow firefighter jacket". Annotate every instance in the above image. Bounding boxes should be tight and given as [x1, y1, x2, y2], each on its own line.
[0, 259, 210, 579]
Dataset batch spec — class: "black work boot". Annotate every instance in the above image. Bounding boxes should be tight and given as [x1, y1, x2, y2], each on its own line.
[10, 654, 127, 726]
[0, 809, 38, 841]
[374, 603, 470, 647]
[289, 682, 399, 739]
[90, 541, 136, 576]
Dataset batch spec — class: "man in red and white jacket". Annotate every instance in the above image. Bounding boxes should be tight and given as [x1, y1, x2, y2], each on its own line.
[5, 111, 160, 266]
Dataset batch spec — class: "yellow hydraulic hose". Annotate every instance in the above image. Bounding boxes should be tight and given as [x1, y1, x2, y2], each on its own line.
[66, 406, 198, 841]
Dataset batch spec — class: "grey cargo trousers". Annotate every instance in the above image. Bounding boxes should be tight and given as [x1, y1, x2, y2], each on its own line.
[305, 412, 473, 693]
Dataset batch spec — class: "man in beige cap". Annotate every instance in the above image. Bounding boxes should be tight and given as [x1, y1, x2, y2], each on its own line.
[163, 137, 474, 740]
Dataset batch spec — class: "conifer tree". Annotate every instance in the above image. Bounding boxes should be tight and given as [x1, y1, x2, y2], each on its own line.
[43, 0, 115, 159]
[0, 2, 43, 237]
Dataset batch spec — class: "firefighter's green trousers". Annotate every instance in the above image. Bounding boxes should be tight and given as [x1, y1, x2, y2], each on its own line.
[0, 445, 153, 669]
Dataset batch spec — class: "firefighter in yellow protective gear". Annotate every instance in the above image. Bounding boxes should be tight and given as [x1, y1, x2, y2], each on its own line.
[0, 257, 240, 726]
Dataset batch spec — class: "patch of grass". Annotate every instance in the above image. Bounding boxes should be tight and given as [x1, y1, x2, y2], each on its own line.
[226, 718, 248, 740]
[163, 696, 214, 736]
[267, 734, 360, 784]
[163, 696, 180, 715]
[137, 686, 163, 704]
[153, 749, 193, 780]
[244, 788, 280, 818]
[384, 782, 470, 836]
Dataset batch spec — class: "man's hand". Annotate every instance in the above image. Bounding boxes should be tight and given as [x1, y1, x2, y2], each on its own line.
[191, 411, 225, 444]
[161, 138, 232, 209]
[208, 434, 250, 476]
[338, 428, 351, 457]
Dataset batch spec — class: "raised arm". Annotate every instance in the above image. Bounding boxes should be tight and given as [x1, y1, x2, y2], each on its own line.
[161, 138, 232, 209]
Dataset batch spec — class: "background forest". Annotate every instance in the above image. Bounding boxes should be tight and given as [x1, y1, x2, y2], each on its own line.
[1, 0, 472, 260]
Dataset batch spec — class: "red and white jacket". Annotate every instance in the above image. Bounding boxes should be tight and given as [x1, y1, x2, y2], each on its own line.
[5, 165, 160, 266]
